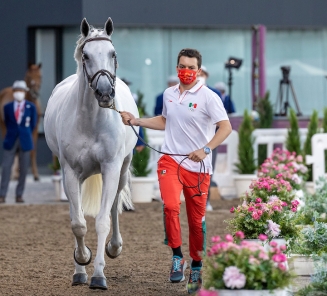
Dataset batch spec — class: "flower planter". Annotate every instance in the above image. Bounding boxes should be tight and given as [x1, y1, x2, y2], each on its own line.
[289, 254, 314, 276]
[216, 289, 288, 296]
[233, 174, 257, 197]
[52, 174, 68, 201]
[131, 177, 156, 203]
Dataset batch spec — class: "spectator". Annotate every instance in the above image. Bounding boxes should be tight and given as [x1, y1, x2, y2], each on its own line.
[154, 75, 179, 116]
[0, 80, 37, 203]
[197, 65, 221, 98]
[214, 81, 236, 114]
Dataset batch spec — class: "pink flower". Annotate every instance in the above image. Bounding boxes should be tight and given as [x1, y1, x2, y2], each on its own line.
[211, 236, 221, 243]
[248, 206, 255, 212]
[258, 234, 268, 241]
[269, 241, 278, 247]
[280, 245, 287, 251]
[272, 253, 287, 263]
[252, 212, 260, 220]
[259, 251, 269, 260]
[235, 231, 245, 240]
[278, 263, 287, 271]
[223, 266, 246, 289]
[225, 234, 234, 242]
[230, 207, 235, 213]
[198, 289, 219, 296]
[255, 198, 262, 203]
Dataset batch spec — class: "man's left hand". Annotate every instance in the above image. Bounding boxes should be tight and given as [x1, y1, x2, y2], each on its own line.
[188, 149, 207, 162]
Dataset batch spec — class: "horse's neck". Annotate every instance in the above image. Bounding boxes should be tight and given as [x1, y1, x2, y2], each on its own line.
[75, 72, 106, 128]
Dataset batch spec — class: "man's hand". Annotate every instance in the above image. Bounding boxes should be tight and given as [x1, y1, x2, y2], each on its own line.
[120, 111, 138, 126]
[188, 148, 207, 162]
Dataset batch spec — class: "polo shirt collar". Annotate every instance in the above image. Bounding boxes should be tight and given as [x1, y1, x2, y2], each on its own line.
[173, 80, 203, 93]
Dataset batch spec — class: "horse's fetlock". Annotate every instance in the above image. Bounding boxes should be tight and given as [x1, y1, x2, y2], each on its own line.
[71, 223, 87, 237]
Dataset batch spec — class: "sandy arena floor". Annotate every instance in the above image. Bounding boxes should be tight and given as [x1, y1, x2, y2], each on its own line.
[0, 199, 309, 295]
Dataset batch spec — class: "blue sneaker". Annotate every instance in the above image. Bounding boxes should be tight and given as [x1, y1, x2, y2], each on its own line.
[187, 266, 202, 294]
[169, 256, 187, 283]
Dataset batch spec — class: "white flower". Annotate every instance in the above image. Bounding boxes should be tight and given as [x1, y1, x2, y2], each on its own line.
[292, 174, 301, 184]
[266, 220, 281, 237]
[223, 266, 246, 289]
[268, 195, 279, 202]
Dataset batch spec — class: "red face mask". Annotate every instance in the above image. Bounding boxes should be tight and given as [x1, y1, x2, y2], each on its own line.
[178, 68, 197, 85]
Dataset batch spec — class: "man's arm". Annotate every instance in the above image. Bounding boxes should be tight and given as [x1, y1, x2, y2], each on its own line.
[120, 111, 166, 130]
[188, 120, 232, 163]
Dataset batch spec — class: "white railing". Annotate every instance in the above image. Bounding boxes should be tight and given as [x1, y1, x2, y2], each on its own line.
[146, 128, 327, 198]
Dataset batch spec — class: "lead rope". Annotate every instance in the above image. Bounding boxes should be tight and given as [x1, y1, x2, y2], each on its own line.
[111, 109, 206, 198]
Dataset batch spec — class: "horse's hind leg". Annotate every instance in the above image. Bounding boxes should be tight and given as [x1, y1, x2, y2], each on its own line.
[106, 153, 132, 259]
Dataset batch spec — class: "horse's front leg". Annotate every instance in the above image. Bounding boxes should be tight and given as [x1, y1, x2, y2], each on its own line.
[90, 163, 121, 290]
[62, 165, 91, 285]
[106, 153, 132, 259]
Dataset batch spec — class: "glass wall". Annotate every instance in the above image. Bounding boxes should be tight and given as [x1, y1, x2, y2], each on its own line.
[62, 27, 327, 117]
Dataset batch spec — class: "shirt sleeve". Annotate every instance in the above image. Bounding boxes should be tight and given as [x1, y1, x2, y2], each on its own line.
[206, 91, 229, 124]
[162, 90, 168, 119]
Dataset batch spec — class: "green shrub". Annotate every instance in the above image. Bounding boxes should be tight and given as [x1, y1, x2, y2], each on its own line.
[285, 109, 301, 155]
[303, 110, 319, 181]
[131, 128, 151, 177]
[235, 110, 256, 174]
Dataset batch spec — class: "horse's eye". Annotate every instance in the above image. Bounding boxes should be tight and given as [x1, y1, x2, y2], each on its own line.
[83, 53, 89, 60]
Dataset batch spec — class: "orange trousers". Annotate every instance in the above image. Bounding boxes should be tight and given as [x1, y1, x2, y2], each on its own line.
[157, 155, 210, 261]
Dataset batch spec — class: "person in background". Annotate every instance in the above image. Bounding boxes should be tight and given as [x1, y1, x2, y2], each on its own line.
[197, 65, 221, 98]
[154, 75, 179, 116]
[120, 48, 232, 294]
[0, 80, 37, 203]
[214, 81, 235, 114]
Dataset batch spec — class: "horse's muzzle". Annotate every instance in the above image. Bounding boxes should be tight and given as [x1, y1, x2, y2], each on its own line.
[95, 87, 115, 108]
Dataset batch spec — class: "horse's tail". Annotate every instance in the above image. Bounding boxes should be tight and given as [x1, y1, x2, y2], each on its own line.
[81, 171, 134, 217]
[117, 170, 134, 214]
[81, 174, 102, 217]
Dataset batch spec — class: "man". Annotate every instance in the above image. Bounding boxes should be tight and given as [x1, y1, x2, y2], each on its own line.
[215, 81, 236, 114]
[120, 48, 232, 294]
[0, 80, 37, 203]
[154, 75, 179, 116]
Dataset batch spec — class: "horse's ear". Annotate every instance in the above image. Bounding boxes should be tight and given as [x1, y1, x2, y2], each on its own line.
[104, 17, 114, 36]
[81, 18, 90, 37]
[38, 63, 42, 69]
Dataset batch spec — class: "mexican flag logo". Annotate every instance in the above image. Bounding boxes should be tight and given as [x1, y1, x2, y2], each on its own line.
[189, 103, 197, 108]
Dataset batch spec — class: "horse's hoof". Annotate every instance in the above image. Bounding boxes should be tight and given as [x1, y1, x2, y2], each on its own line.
[34, 176, 39, 181]
[72, 273, 88, 286]
[73, 246, 92, 266]
[89, 276, 107, 290]
[105, 241, 122, 259]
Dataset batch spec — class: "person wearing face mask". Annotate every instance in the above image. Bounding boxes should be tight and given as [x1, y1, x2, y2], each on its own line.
[0, 80, 37, 204]
[120, 48, 232, 294]
[197, 65, 222, 98]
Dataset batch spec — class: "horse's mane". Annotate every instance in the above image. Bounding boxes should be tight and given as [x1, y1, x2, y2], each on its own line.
[74, 26, 109, 73]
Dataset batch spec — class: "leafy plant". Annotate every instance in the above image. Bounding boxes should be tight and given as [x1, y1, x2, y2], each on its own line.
[136, 90, 147, 117]
[48, 156, 61, 173]
[226, 197, 300, 242]
[203, 232, 293, 291]
[235, 110, 256, 174]
[131, 128, 151, 177]
[303, 110, 319, 181]
[285, 109, 301, 155]
[256, 91, 273, 129]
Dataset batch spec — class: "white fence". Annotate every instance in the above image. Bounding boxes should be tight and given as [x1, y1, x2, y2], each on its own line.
[147, 128, 327, 198]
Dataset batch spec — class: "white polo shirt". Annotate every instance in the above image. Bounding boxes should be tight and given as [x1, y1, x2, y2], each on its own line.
[161, 81, 229, 174]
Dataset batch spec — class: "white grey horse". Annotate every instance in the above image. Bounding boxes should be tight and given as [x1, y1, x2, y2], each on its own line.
[44, 17, 139, 290]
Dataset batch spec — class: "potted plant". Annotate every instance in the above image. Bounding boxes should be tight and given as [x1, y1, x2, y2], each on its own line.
[255, 91, 274, 166]
[302, 110, 319, 192]
[199, 232, 293, 295]
[131, 127, 156, 203]
[234, 110, 257, 197]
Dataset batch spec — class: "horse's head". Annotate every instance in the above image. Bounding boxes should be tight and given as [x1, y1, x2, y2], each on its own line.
[24, 63, 42, 102]
[77, 18, 117, 108]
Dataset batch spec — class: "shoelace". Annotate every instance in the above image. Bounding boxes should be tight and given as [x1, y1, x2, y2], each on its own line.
[190, 269, 201, 283]
[172, 257, 182, 272]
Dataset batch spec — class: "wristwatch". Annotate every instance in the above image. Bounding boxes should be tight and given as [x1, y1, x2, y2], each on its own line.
[203, 146, 211, 155]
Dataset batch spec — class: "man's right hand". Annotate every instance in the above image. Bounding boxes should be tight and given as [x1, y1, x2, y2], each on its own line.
[120, 111, 138, 126]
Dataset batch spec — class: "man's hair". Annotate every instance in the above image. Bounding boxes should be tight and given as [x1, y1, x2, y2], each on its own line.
[177, 48, 202, 68]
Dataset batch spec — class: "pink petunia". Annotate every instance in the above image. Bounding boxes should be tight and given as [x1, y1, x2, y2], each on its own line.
[230, 207, 235, 213]
[197, 289, 219, 296]
[225, 234, 234, 242]
[258, 234, 268, 241]
[235, 231, 245, 240]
